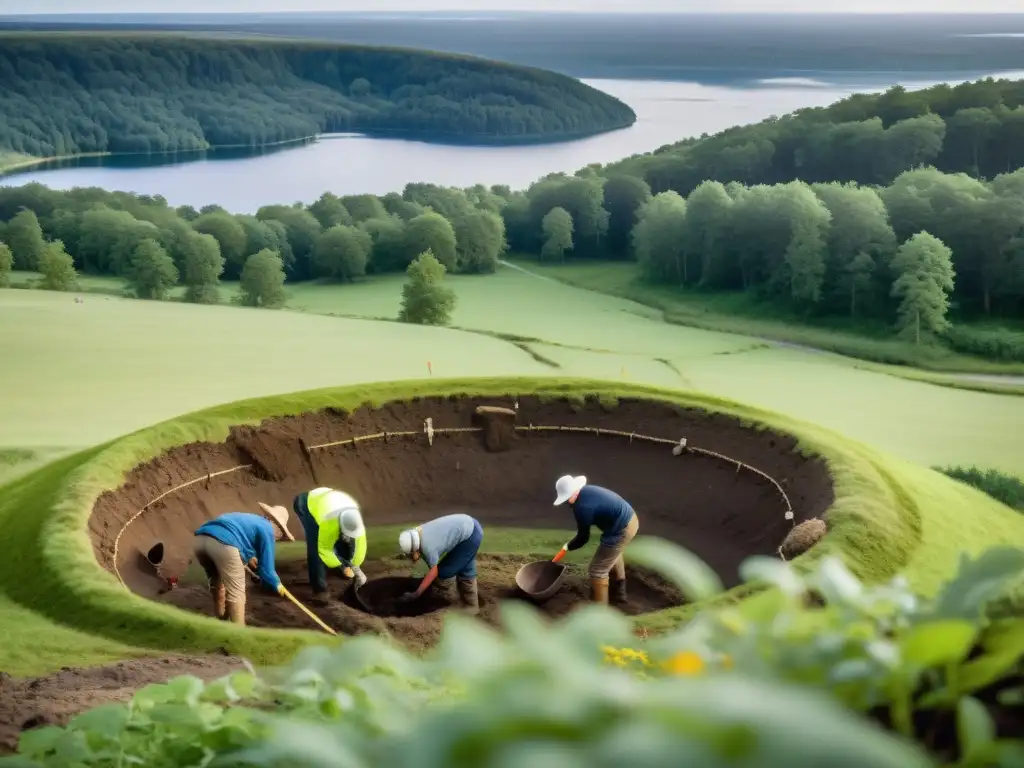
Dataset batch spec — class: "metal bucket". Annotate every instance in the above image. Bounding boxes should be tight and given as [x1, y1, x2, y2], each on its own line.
[515, 560, 567, 601]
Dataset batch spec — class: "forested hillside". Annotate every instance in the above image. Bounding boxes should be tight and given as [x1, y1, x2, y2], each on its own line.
[607, 77, 1024, 193]
[0, 34, 636, 158]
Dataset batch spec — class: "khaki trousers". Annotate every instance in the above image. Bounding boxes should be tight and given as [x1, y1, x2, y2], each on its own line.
[194, 534, 247, 613]
[588, 512, 639, 581]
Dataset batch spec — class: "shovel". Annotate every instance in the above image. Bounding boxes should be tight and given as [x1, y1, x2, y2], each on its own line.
[243, 563, 337, 637]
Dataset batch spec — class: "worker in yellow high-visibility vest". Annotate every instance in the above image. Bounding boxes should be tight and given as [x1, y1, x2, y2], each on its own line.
[291, 487, 367, 605]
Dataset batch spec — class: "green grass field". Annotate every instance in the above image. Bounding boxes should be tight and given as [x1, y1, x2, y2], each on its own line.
[512, 258, 1024, 377]
[4, 267, 1022, 475]
[2, 266, 1023, 678]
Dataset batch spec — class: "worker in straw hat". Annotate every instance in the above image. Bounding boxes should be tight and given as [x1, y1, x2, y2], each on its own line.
[291, 487, 368, 606]
[192, 505, 296, 625]
[552, 475, 639, 606]
[396, 513, 484, 615]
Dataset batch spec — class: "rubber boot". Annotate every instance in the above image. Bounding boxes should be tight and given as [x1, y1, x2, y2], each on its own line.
[210, 583, 226, 619]
[311, 590, 331, 607]
[457, 577, 480, 616]
[225, 600, 246, 626]
[590, 577, 609, 605]
[435, 577, 457, 601]
[610, 577, 628, 605]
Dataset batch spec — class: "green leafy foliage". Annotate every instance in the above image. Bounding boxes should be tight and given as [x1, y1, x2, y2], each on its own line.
[397, 250, 456, 326]
[36, 240, 78, 292]
[0, 241, 12, 287]
[239, 249, 287, 309]
[6, 540, 1024, 767]
[938, 466, 1024, 511]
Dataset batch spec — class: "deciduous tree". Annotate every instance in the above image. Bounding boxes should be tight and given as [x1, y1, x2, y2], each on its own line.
[129, 238, 179, 300]
[313, 225, 372, 282]
[541, 207, 574, 264]
[6, 209, 45, 271]
[182, 231, 225, 304]
[38, 239, 78, 292]
[239, 249, 287, 308]
[398, 250, 456, 326]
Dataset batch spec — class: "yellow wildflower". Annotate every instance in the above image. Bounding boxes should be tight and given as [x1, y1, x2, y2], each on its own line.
[663, 651, 706, 676]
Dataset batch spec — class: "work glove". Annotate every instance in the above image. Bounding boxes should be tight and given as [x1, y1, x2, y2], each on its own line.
[342, 566, 354, 579]
[396, 591, 418, 605]
[248, 557, 258, 570]
[352, 567, 367, 588]
[276, 584, 286, 596]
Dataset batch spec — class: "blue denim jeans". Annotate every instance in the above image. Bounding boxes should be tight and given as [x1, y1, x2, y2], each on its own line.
[437, 519, 484, 580]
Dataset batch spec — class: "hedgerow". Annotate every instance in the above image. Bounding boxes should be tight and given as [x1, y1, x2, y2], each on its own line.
[4, 537, 1024, 767]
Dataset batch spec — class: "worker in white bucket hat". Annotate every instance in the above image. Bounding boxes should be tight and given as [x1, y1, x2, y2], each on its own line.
[291, 487, 368, 605]
[552, 475, 639, 606]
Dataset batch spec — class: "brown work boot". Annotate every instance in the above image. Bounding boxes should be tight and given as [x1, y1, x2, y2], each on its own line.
[210, 583, 226, 619]
[311, 590, 331, 607]
[225, 600, 246, 626]
[435, 577, 456, 601]
[457, 577, 480, 616]
[590, 577, 609, 605]
[610, 577, 628, 605]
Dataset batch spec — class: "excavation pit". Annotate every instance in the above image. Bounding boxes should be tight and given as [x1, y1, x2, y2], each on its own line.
[345, 576, 448, 618]
[90, 394, 835, 649]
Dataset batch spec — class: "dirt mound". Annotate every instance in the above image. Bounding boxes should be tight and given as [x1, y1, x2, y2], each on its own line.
[91, 395, 834, 638]
[159, 554, 685, 647]
[0, 655, 245, 754]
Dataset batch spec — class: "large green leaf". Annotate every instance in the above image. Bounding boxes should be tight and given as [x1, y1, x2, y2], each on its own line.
[626, 538, 724, 602]
[899, 620, 978, 668]
[930, 548, 1024, 621]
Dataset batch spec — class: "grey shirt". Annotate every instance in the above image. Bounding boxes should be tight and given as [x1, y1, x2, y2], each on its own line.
[418, 513, 476, 568]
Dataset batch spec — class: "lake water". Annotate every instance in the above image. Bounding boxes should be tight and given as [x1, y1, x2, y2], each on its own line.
[1, 73, 1009, 212]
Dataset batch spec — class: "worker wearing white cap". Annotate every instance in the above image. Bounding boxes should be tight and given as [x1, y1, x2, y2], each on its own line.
[552, 475, 639, 605]
[397, 513, 484, 615]
[291, 487, 368, 605]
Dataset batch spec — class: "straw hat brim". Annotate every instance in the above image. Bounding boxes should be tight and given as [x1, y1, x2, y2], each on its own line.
[258, 502, 296, 541]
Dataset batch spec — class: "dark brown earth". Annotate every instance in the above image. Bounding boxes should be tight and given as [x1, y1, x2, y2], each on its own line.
[158, 554, 686, 647]
[90, 395, 834, 640]
[0, 655, 245, 754]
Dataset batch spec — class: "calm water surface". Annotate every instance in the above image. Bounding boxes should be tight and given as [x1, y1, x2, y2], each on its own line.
[1, 75, 1005, 211]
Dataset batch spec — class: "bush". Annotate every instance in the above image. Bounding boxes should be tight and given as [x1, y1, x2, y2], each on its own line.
[943, 326, 1024, 363]
[7, 539, 1024, 766]
[937, 466, 1024, 511]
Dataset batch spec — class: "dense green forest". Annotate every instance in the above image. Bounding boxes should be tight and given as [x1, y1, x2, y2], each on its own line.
[606, 77, 1024, 193]
[3, 76, 1024, 362]
[0, 34, 636, 158]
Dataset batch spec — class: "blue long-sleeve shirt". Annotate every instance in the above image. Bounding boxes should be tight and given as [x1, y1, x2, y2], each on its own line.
[195, 512, 282, 592]
[565, 485, 635, 551]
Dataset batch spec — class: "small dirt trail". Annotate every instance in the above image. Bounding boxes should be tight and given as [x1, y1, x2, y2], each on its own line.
[500, 261, 1024, 388]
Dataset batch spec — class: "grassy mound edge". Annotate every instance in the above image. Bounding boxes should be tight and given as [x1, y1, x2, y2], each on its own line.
[0, 376, 1009, 666]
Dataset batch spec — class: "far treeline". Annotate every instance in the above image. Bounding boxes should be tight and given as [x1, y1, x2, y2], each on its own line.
[0, 35, 636, 157]
[2, 77, 1023, 359]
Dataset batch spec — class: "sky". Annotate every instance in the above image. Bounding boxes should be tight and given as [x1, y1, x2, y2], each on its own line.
[4, 0, 1024, 14]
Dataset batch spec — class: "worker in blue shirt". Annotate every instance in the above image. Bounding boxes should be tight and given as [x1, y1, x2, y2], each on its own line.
[396, 513, 484, 615]
[192, 505, 295, 625]
[552, 475, 639, 605]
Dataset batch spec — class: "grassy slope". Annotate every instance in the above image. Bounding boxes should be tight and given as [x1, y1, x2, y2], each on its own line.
[4, 275, 1023, 476]
[513, 259, 1024, 379]
[3, 376, 1021, 676]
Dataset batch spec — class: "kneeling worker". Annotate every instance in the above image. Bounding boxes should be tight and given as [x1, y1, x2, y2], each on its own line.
[193, 505, 295, 625]
[553, 475, 639, 605]
[292, 487, 367, 605]
[397, 513, 483, 615]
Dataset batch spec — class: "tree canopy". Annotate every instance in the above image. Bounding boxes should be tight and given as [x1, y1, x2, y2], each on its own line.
[0, 34, 636, 158]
